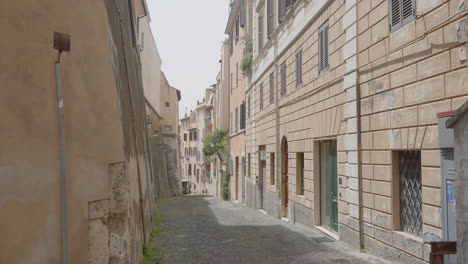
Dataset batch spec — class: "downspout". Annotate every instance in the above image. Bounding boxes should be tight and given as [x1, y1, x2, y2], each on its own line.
[55, 53, 68, 264]
[354, 2, 364, 250]
[273, 38, 281, 219]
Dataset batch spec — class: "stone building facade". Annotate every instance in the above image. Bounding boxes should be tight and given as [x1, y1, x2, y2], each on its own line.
[242, 0, 467, 263]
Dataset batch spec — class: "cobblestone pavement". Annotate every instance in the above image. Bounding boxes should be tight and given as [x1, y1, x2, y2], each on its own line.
[153, 195, 387, 264]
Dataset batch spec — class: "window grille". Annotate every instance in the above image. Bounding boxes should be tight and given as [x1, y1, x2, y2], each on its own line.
[296, 49, 303, 87]
[280, 63, 287, 97]
[399, 151, 422, 236]
[319, 24, 329, 74]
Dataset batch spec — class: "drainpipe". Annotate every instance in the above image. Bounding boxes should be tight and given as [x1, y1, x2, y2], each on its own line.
[53, 32, 70, 264]
[354, 3, 364, 250]
[273, 38, 281, 219]
[55, 61, 68, 264]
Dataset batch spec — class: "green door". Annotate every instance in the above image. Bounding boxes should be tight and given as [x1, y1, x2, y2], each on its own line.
[320, 141, 338, 232]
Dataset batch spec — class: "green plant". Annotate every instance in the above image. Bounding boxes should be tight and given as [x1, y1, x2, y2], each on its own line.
[223, 173, 231, 200]
[139, 216, 163, 264]
[241, 39, 253, 73]
[203, 129, 229, 163]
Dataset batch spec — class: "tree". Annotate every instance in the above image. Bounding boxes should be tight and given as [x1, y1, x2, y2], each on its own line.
[203, 129, 229, 163]
[203, 129, 231, 200]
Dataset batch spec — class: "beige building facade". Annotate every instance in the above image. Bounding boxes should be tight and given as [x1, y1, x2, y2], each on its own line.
[243, 0, 468, 263]
[0, 0, 164, 263]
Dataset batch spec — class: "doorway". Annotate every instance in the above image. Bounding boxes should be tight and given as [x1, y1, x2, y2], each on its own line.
[320, 141, 338, 232]
[281, 137, 289, 218]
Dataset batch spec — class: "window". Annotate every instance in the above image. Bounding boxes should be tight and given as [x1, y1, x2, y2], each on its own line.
[230, 72, 233, 94]
[295, 49, 303, 87]
[258, 14, 264, 50]
[396, 151, 422, 236]
[165, 102, 170, 107]
[280, 62, 286, 97]
[188, 164, 191, 175]
[260, 83, 264, 110]
[194, 131, 197, 140]
[240, 0, 246, 28]
[229, 33, 234, 55]
[389, 0, 416, 32]
[189, 132, 192, 141]
[269, 72, 275, 104]
[240, 101, 246, 130]
[270, 153, 275, 185]
[235, 107, 239, 132]
[296, 153, 304, 195]
[278, 0, 286, 23]
[319, 24, 330, 74]
[267, 0, 274, 38]
[184, 133, 187, 141]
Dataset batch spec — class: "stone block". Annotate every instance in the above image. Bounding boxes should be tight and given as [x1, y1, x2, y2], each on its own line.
[421, 150, 441, 167]
[363, 207, 373, 222]
[368, 1, 388, 26]
[389, 21, 416, 51]
[423, 204, 442, 228]
[347, 189, 359, 205]
[344, 38, 357, 60]
[363, 180, 371, 193]
[423, 224, 443, 242]
[344, 101, 357, 119]
[392, 231, 424, 258]
[373, 130, 390, 150]
[361, 97, 373, 115]
[89, 219, 109, 264]
[362, 164, 374, 179]
[418, 100, 452, 126]
[344, 133, 358, 151]
[372, 210, 393, 229]
[422, 167, 441, 188]
[374, 195, 392, 214]
[349, 177, 359, 191]
[422, 186, 441, 206]
[422, 125, 439, 149]
[364, 236, 426, 264]
[362, 151, 371, 163]
[371, 18, 388, 44]
[445, 68, 468, 97]
[416, 0, 444, 15]
[371, 111, 391, 130]
[340, 224, 361, 249]
[390, 64, 417, 88]
[349, 204, 360, 218]
[373, 165, 392, 182]
[375, 226, 392, 244]
[364, 223, 375, 237]
[391, 106, 418, 128]
[89, 199, 110, 220]
[343, 6, 357, 30]
[372, 88, 404, 112]
[369, 75, 390, 95]
[371, 151, 391, 165]
[404, 76, 445, 106]
[371, 181, 392, 196]
[417, 51, 451, 80]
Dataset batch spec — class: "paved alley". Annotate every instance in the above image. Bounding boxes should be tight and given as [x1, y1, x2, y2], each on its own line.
[153, 196, 387, 264]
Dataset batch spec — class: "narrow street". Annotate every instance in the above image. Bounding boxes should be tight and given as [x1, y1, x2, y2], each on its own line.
[153, 196, 387, 264]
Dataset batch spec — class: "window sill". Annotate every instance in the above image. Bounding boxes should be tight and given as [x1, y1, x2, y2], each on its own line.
[393, 231, 424, 244]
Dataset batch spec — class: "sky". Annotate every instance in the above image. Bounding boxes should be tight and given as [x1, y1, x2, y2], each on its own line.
[147, 0, 230, 119]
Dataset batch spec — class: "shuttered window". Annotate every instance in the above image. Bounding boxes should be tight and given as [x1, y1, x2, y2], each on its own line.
[389, 0, 416, 32]
[267, 0, 274, 37]
[240, 101, 246, 130]
[296, 49, 303, 88]
[269, 72, 275, 104]
[240, 0, 246, 28]
[258, 15, 264, 50]
[280, 62, 287, 97]
[319, 24, 329, 74]
[235, 107, 238, 132]
[260, 83, 264, 110]
[235, 18, 240, 44]
[278, 0, 286, 23]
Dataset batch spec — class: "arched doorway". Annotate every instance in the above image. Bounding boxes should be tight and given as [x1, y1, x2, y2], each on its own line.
[281, 136, 289, 218]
